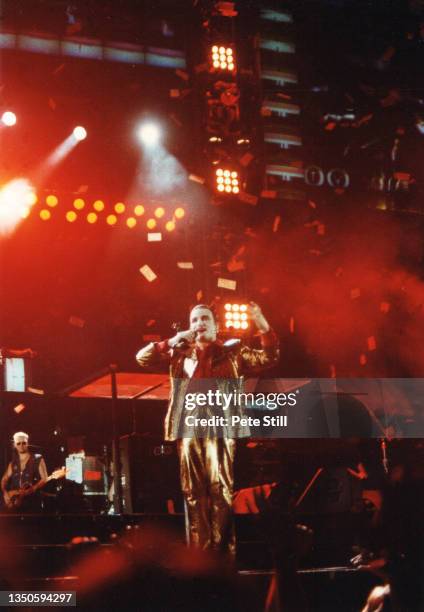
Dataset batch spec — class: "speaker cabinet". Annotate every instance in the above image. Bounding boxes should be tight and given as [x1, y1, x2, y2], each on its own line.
[119, 434, 182, 513]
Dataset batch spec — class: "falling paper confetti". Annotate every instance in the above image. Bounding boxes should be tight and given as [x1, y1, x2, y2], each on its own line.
[380, 302, 391, 313]
[196, 290, 203, 301]
[217, 278, 236, 291]
[139, 265, 157, 282]
[329, 365, 336, 378]
[147, 233, 162, 242]
[289, 316, 295, 334]
[177, 262, 194, 269]
[273, 216, 281, 232]
[69, 315, 85, 328]
[367, 336, 377, 351]
[146, 320, 156, 327]
[359, 354, 367, 366]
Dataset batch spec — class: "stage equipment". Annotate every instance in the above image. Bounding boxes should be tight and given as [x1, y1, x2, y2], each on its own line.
[224, 302, 249, 330]
[137, 122, 161, 147]
[73, 126, 87, 141]
[119, 433, 181, 513]
[1, 111, 16, 126]
[215, 167, 240, 193]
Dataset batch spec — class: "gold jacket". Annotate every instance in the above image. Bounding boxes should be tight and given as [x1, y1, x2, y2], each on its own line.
[136, 331, 280, 440]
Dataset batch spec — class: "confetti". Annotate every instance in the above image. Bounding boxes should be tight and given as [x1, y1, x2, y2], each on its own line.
[273, 216, 281, 232]
[27, 387, 44, 395]
[350, 288, 361, 299]
[170, 89, 180, 98]
[367, 336, 377, 351]
[176, 69, 189, 81]
[139, 265, 157, 282]
[194, 62, 208, 74]
[147, 233, 162, 242]
[317, 223, 325, 235]
[308, 200, 317, 209]
[289, 316, 295, 334]
[359, 354, 367, 366]
[217, 278, 236, 291]
[238, 192, 258, 206]
[146, 320, 156, 327]
[169, 113, 183, 127]
[261, 190, 277, 199]
[196, 290, 203, 301]
[329, 365, 336, 378]
[325, 122, 336, 131]
[177, 262, 194, 269]
[69, 315, 85, 328]
[77, 185, 88, 193]
[239, 152, 254, 167]
[13, 403, 25, 414]
[380, 302, 391, 313]
[188, 174, 205, 184]
[52, 63, 65, 75]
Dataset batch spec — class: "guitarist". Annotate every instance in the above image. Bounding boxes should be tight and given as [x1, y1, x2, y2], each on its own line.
[1, 432, 48, 512]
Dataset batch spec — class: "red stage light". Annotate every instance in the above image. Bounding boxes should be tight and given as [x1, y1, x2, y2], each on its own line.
[39, 209, 51, 221]
[106, 214, 117, 225]
[46, 194, 58, 207]
[73, 198, 85, 210]
[93, 200, 104, 212]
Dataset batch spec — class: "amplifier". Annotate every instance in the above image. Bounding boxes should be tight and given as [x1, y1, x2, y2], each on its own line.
[118, 434, 182, 513]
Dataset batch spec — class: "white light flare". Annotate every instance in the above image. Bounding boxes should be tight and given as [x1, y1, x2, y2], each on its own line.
[0, 179, 36, 235]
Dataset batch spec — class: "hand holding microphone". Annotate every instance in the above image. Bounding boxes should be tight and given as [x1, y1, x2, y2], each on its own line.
[168, 330, 196, 349]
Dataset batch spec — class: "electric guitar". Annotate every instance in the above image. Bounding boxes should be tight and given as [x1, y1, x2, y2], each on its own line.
[4, 467, 67, 509]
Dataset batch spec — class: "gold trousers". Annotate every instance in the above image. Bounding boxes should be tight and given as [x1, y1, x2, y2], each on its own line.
[177, 438, 236, 556]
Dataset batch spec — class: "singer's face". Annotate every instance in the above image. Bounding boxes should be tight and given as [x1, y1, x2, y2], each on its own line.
[14, 436, 28, 454]
[189, 307, 217, 343]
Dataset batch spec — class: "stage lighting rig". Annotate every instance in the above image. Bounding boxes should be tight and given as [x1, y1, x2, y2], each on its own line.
[211, 45, 235, 72]
[73, 126, 87, 141]
[215, 167, 240, 194]
[137, 122, 161, 147]
[1, 111, 17, 126]
[224, 303, 249, 330]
